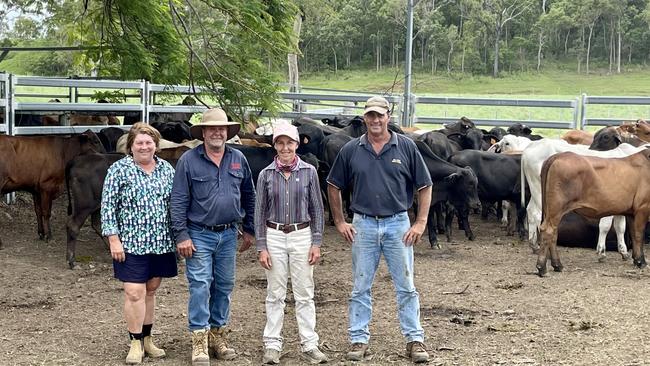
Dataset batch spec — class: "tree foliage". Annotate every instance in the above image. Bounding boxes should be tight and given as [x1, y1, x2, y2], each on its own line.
[1, 0, 299, 120]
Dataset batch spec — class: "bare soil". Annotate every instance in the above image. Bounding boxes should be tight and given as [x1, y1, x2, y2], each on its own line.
[1, 193, 648, 366]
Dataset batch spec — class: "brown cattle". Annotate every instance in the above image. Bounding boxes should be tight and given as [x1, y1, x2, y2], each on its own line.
[561, 130, 594, 145]
[70, 114, 120, 126]
[634, 119, 650, 142]
[536, 150, 650, 276]
[0, 130, 105, 245]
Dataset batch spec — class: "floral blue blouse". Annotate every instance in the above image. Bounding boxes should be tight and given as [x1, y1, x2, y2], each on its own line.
[101, 155, 176, 255]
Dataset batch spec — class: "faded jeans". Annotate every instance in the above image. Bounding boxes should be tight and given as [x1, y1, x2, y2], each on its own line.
[263, 227, 319, 352]
[185, 222, 237, 331]
[349, 212, 425, 344]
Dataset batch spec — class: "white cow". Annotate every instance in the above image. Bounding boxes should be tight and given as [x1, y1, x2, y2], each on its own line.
[521, 139, 648, 260]
[487, 134, 532, 153]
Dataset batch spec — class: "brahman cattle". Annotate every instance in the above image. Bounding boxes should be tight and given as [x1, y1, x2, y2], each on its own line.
[536, 149, 650, 276]
[561, 130, 594, 145]
[521, 139, 647, 258]
[0, 130, 105, 245]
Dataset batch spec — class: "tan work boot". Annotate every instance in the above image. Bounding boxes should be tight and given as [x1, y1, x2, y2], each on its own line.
[406, 341, 429, 363]
[208, 327, 237, 360]
[125, 339, 144, 364]
[191, 329, 210, 366]
[143, 335, 166, 358]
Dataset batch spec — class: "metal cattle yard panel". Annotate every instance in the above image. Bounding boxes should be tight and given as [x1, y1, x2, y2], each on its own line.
[0, 73, 8, 134]
[580, 94, 650, 128]
[412, 96, 580, 130]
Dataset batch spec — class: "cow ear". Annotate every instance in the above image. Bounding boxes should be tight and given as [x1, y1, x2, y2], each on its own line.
[523, 126, 532, 134]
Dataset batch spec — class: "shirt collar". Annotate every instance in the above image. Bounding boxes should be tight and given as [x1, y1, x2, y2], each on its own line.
[358, 131, 398, 147]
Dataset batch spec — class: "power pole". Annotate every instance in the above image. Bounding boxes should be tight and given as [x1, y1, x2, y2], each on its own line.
[402, 0, 415, 127]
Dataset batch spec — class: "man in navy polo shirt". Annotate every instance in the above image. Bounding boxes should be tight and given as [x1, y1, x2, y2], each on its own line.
[327, 96, 432, 363]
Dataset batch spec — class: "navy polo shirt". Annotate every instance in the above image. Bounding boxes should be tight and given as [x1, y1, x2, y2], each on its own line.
[327, 132, 432, 217]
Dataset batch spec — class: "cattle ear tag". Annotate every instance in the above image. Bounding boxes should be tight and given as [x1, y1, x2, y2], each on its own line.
[391, 158, 402, 164]
[303, 137, 309, 144]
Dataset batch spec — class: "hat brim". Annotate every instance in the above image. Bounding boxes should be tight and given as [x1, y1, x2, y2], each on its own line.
[364, 106, 389, 115]
[272, 133, 300, 145]
[190, 121, 241, 141]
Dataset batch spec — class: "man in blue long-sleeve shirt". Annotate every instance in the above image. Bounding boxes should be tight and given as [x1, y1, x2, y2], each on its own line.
[171, 108, 255, 366]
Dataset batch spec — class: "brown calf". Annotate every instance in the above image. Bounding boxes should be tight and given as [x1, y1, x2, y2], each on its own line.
[0, 131, 105, 244]
[536, 149, 650, 276]
[561, 130, 594, 145]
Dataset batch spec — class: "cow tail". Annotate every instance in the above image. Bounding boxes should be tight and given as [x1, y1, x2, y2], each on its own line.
[520, 156, 526, 208]
[65, 160, 73, 216]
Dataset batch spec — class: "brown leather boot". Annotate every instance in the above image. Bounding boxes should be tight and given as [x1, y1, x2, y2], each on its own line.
[208, 327, 236, 360]
[191, 330, 210, 366]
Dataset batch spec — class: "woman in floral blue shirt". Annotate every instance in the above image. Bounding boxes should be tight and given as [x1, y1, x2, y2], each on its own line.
[101, 122, 177, 364]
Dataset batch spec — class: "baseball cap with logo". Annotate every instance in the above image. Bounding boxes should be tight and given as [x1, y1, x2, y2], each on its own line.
[273, 123, 300, 144]
[364, 96, 390, 115]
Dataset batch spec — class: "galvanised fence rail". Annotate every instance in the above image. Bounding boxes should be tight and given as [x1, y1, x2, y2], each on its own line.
[0, 73, 648, 136]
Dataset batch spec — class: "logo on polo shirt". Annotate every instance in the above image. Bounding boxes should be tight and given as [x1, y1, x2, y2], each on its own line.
[391, 158, 402, 165]
[230, 162, 241, 169]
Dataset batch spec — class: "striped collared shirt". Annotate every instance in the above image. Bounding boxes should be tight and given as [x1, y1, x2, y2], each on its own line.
[254, 157, 324, 251]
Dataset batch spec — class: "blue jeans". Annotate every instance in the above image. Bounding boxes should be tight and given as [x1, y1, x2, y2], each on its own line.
[349, 212, 424, 344]
[186, 223, 237, 331]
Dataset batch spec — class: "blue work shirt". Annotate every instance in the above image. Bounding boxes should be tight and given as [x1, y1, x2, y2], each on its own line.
[170, 144, 256, 243]
[327, 132, 432, 217]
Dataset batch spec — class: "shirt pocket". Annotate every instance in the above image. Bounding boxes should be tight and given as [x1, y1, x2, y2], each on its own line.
[191, 175, 217, 200]
[228, 169, 244, 193]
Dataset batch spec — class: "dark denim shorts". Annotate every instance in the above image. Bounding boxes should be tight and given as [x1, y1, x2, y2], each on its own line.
[113, 252, 178, 283]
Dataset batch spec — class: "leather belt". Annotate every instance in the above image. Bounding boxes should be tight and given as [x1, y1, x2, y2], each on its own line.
[266, 221, 310, 234]
[203, 222, 235, 232]
[360, 212, 401, 220]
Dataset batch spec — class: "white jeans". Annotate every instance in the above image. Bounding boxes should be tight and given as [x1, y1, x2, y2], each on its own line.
[263, 227, 319, 352]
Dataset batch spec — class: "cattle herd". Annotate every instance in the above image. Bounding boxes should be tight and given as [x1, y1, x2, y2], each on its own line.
[1, 114, 649, 277]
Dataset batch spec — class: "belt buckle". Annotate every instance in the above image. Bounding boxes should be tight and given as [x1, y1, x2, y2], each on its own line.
[282, 225, 291, 234]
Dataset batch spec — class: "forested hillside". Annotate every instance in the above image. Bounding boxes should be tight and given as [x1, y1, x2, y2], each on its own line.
[1, 0, 649, 80]
[299, 0, 650, 76]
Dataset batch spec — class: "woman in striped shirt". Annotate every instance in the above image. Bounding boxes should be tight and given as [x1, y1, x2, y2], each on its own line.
[254, 123, 328, 364]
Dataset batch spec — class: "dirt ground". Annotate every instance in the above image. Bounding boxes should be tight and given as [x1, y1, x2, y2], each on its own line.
[1, 193, 649, 366]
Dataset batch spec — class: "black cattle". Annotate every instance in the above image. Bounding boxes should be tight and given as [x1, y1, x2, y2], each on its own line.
[150, 121, 192, 143]
[447, 128, 492, 151]
[438, 116, 475, 135]
[321, 133, 354, 224]
[293, 117, 342, 135]
[227, 144, 276, 185]
[418, 131, 458, 160]
[414, 141, 480, 247]
[339, 115, 405, 137]
[507, 123, 543, 140]
[98, 127, 127, 152]
[65, 153, 123, 268]
[589, 127, 620, 150]
[449, 150, 526, 240]
[488, 127, 507, 142]
[556, 212, 630, 250]
[322, 116, 350, 128]
[295, 123, 327, 157]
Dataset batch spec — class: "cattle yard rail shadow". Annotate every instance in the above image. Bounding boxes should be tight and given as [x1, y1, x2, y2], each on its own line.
[0, 73, 649, 136]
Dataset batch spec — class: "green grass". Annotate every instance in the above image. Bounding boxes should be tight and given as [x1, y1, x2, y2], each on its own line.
[298, 69, 650, 135]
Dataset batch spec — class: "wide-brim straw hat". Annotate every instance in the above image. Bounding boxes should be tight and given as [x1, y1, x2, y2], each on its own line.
[190, 108, 241, 140]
